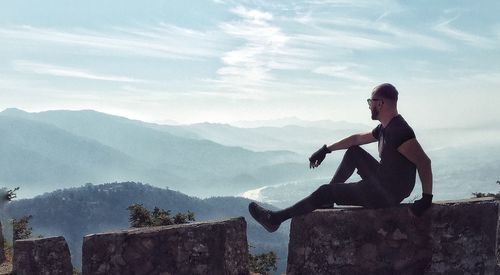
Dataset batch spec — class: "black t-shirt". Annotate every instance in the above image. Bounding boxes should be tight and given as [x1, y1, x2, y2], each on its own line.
[372, 115, 417, 200]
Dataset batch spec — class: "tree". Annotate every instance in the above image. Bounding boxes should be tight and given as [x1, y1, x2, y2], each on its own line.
[12, 215, 33, 240]
[1, 187, 20, 264]
[127, 204, 153, 228]
[127, 204, 195, 228]
[151, 207, 172, 226]
[1, 187, 19, 205]
[249, 249, 278, 275]
[173, 211, 195, 225]
[472, 192, 500, 199]
[472, 180, 500, 199]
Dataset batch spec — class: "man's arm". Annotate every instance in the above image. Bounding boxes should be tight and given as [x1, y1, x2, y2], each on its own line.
[397, 138, 433, 194]
[398, 138, 433, 217]
[309, 132, 376, 169]
[326, 132, 377, 152]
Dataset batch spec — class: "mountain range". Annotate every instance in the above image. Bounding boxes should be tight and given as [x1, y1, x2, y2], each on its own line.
[0, 108, 317, 198]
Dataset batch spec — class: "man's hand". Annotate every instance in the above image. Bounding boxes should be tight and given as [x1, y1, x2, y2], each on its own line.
[309, 144, 331, 169]
[409, 193, 433, 217]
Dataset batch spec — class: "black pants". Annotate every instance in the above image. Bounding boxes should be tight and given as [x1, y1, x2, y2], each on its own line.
[324, 145, 399, 208]
[273, 146, 400, 224]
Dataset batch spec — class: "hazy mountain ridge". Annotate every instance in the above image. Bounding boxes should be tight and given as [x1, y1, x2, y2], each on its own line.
[0, 116, 156, 194]
[155, 120, 371, 154]
[0, 108, 305, 197]
[231, 116, 370, 129]
[2, 182, 289, 272]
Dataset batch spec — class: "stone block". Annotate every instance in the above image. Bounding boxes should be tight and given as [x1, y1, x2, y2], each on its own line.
[82, 217, 249, 275]
[287, 198, 499, 275]
[0, 221, 5, 264]
[13, 236, 73, 275]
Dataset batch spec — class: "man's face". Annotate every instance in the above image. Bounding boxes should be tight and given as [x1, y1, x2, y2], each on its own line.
[368, 91, 383, 120]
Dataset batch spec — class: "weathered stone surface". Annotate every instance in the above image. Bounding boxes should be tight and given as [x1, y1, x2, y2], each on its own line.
[13, 236, 73, 275]
[0, 221, 5, 264]
[287, 198, 499, 275]
[82, 217, 249, 275]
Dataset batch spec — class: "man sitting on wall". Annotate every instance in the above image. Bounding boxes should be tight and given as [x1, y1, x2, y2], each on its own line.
[249, 83, 433, 232]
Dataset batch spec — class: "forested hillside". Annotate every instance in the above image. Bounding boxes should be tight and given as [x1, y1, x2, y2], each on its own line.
[3, 182, 290, 272]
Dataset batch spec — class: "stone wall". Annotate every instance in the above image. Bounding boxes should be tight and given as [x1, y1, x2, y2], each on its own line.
[82, 217, 249, 275]
[287, 198, 499, 275]
[0, 221, 5, 264]
[13, 236, 73, 275]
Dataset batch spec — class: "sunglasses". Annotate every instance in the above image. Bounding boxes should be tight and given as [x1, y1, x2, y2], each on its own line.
[367, 98, 383, 105]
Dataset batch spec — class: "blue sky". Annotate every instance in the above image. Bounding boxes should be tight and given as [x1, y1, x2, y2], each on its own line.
[1, 0, 499, 128]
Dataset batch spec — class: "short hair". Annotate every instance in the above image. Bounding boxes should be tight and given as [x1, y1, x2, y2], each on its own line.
[375, 83, 398, 101]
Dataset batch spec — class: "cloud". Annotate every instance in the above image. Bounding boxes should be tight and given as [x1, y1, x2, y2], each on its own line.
[13, 60, 143, 83]
[304, 0, 395, 8]
[0, 25, 221, 60]
[313, 64, 373, 82]
[289, 15, 450, 51]
[231, 6, 273, 24]
[293, 31, 394, 50]
[214, 6, 292, 90]
[433, 17, 495, 48]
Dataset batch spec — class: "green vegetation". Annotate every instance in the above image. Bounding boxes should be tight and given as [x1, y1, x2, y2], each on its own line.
[6, 188, 41, 241]
[11, 215, 33, 240]
[249, 249, 278, 275]
[127, 204, 195, 228]
[472, 192, 500, 199]
[472, 180, 500, 199]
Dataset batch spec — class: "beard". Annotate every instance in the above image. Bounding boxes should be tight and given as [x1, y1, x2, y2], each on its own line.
[371, 108, 379, 120]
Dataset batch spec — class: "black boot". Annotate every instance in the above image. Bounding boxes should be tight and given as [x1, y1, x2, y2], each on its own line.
[248, 202, 280, 233]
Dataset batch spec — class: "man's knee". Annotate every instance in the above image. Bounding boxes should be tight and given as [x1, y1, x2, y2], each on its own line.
[346, 145, 362, 154]
[345, 145, 367, 159]
[311, 184, 336, 205]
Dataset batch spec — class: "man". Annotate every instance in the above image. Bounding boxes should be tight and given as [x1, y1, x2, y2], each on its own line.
[249, 83, 433, 233]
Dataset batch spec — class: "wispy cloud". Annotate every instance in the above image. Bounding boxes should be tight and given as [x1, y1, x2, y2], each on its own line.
[213, 6, 292, 92]
[13, 60, 143, 83]
[0, 25, 221, 60]
[289, 15, 450, 51]
[304, 0, 396, 8]
[231, 5, 273, 24]
[434, 16, 495, 48]
[313, 63, 373, 82]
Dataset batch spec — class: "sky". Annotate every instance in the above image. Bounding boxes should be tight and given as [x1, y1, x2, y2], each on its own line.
[1, 0, 499, 129]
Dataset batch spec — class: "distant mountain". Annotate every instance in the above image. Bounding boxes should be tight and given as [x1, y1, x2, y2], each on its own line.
[231, 116, 369, 130]
[155, 122, 372, 154]
[0, 109, 302, 197]
[0, 115, 173, 197]
[2, 182, 290, 273]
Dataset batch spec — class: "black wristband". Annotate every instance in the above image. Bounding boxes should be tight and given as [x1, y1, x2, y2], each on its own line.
[422, 193, 433, 201]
